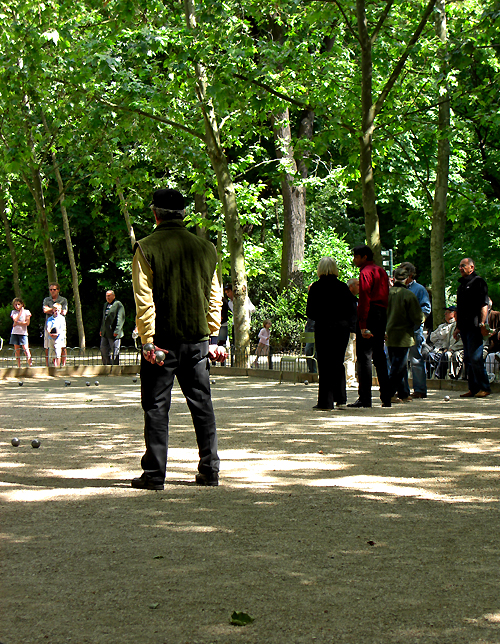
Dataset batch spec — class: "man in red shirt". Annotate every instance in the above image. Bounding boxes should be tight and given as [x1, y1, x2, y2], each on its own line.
[347, 245, 391, 408]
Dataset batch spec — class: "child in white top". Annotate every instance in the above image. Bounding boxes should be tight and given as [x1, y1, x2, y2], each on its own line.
[252, 319, 271, 368]
[10, 298, 32, 367]
[46, 303, 67, 367]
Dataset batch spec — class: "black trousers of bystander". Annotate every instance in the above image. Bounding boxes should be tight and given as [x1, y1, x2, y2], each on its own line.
[355, 305, 391, 406]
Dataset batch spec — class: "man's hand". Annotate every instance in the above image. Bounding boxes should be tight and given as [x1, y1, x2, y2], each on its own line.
[361, 329, 373, 339]
[142, 343, 167, 365]
[453, 328, 460, 340]
[480, 324, 490, 337]
[208, 344, 226, 363]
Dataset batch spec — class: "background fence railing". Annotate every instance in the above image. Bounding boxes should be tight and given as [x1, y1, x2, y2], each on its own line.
[0, 345, 142, 368]
[3, 342, 500, 382]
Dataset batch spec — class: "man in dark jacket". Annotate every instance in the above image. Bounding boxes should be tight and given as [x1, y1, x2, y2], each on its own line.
[454, 257, 491, 398]
[386, 266, 424, 402]
[131, 188, 225, 490]
[99, 291, 125, 365]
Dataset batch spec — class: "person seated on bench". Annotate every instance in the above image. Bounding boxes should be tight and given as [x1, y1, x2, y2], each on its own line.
[426, 306, 463, 379]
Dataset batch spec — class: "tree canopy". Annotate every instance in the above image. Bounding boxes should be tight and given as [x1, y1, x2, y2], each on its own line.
[0, 0, 499, 347]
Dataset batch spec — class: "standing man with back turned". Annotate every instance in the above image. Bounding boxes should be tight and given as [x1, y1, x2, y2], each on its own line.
[131, 188, 225, 490]
[454, 257, 491, 398]
[399, 262, 431, 399]
[348, 245, 391, 408]
[100, 290, 125, 365]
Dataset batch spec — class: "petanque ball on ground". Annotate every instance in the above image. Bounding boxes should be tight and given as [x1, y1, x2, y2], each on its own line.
[31, 439, 41, 449]
[18, 381, 23, 386]
[64, 380, 71, 387]
[211, 379, 216, 385]
[86, 381, 91, 386]
[133, 377, 137, 383]
[11, 438, 20, 447]
[304, 380, 309, 385]
[444, 395, 450, 401]
[94, 381, 99, 386]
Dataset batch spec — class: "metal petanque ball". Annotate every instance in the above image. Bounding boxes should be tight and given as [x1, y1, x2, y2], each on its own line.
[64, 380, 71, 387]
[18, 381, 23, 387]
[11, 438, 20, 447]
[444, 395, 450, 401]
[143, 343, 155, 353]
[31, 439, 41, 449]
[155, 350, 166, 364]
[132, 377, 137, 383]
[211, 379, 216, 385]
[86, 381, 91, 386]
[304, 380, 309, 385]
[94, 381, 99, 386]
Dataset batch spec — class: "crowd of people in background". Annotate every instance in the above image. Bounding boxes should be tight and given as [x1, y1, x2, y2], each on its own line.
[7, 283, 126, 368]
[5, 244, 498, 402]
[303, 248, 495, 410]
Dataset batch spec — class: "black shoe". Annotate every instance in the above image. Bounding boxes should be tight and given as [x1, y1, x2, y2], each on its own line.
[312, 404, 333, 411]
[195, 472, 219, 486]
[347, 399, 371, 408]
[131, 473, 164, 490]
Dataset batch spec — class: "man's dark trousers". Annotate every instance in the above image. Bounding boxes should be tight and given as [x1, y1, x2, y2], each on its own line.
[356, 305, 391, 405]
[461, 327, 491, 394]
[140, 340, 219, 483]
[388, 346, 411, 399]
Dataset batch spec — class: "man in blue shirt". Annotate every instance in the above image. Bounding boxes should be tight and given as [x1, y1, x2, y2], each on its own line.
[400, 262, 432, 399]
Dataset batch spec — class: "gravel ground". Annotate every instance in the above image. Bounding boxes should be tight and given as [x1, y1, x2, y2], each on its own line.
[1, 374, 500, 644]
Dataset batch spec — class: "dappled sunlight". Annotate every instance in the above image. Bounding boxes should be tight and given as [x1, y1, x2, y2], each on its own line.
[308, 474, 497, 503]
[155, 521, 234, 534]
[444, 439, 500, 454]
[1, 486, 124, 502]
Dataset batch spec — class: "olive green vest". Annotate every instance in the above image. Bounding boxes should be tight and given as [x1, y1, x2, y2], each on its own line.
[135, 220, 217, 343]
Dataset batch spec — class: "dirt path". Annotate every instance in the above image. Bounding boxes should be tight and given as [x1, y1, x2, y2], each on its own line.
[1, 375, 500, 644]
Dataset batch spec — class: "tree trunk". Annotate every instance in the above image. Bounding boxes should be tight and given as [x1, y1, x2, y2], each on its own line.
[51, 151, 86, 348]
[116, 180, 136, 249]
[194, 191, 209, 239]
[27, 165, 58, 284]
[0, 197, 22, 298]
[183, 0, 249, 364]
[356, 0, 382, 265]
[430, 0, 450, 326]
[273, 109, 306, 290]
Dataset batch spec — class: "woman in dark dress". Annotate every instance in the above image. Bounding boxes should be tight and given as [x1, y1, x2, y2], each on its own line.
[306, 257, 357, 410]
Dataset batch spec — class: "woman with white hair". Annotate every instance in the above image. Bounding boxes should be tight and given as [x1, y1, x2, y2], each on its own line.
[306, 257, 357, 410]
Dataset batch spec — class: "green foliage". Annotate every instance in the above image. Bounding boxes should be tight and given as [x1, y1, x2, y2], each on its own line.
[0, 304, 12, 341]
[250, 287, 307, 351]
[301, 227, 357, 286]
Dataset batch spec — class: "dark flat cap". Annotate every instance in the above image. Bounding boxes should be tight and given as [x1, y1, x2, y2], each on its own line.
[151, 188, 185, 211]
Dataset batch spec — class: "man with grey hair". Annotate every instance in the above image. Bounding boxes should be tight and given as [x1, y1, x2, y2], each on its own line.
[99, 290, 125, 365]
[454, 257, 491, 398]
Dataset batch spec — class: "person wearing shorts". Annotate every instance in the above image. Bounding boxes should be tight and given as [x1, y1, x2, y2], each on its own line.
[10, 298, 32, 367]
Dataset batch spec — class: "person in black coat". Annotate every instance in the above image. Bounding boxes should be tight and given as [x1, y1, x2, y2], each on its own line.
[306, 257, 358, 410]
